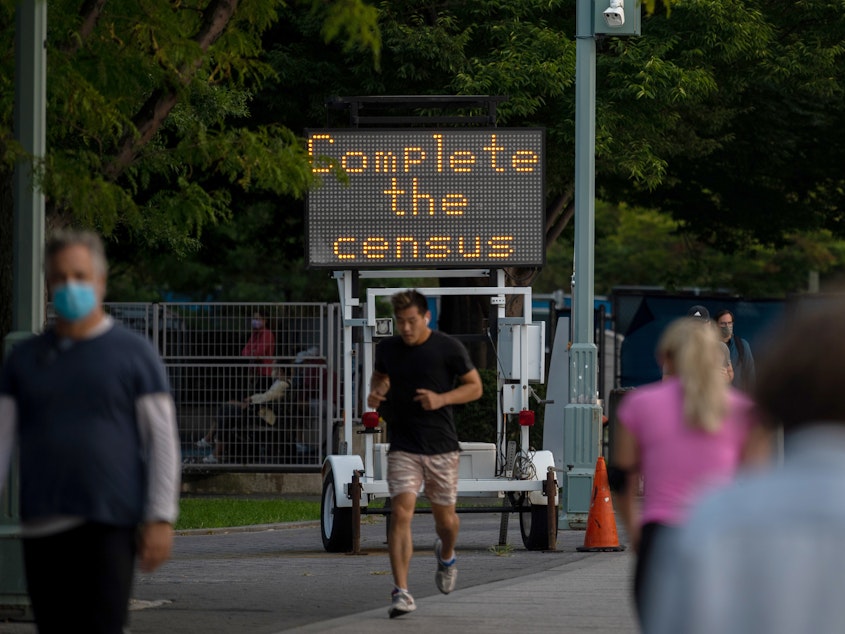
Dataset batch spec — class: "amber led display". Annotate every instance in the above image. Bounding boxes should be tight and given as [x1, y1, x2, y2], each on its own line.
[306, 128, 545, 268]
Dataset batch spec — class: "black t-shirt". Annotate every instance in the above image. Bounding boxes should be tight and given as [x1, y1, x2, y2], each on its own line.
[374, 330, 475, 455]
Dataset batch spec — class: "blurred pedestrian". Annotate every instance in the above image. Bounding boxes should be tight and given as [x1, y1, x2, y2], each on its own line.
[242, 309, 276, 390]
[196, 308, 277, 449]
[291, 349, 329, 456]
[202, 366, 290, 464]
[714, 309, 756, 391]
[0, 230, 181, 634]
[646, 299, 845, 634]
[614, 317, 767, 626]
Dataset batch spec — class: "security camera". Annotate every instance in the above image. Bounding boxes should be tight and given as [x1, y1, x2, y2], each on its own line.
[603, 0, 625, 27]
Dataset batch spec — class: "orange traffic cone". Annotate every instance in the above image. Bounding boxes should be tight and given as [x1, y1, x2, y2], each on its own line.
[577, 456, 626, 552]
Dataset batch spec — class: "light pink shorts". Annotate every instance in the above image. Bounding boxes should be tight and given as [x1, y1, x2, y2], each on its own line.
[387, 450, 460, 506]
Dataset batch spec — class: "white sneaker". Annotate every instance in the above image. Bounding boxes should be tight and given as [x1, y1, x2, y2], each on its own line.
[388, 589, 416, 618]
[196, 438, 212, 449]
[434, 538, 457, 594]
[201, 454, 218, 464]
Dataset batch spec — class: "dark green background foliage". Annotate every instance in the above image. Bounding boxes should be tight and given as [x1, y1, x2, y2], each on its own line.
[4, 0, 845, 345]
[454, 369, 547, 449]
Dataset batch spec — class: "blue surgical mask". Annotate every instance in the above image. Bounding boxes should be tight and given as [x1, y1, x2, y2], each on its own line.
[251, 319, 262, 329]
[53, 282, 97, 322]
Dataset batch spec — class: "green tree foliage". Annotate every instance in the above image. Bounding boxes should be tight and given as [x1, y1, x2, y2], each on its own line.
[601, 0, 845, 248]
[534, 202, 845, 297]
[265, 0, 845, 301]
[1, 0, 377, 245]
[4, 0, 845, 312]
[0, 0, 379, 328]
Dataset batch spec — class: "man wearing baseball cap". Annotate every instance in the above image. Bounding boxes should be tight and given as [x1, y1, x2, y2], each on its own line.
[687, 305, 733, 382]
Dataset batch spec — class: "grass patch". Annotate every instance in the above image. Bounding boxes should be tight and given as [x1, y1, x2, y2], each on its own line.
[176, 498, 320, 530]
[174, 495, 500, 531]
[488, 543, 514, 557]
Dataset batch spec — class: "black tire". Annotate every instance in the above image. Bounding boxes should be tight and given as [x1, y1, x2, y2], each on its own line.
[321, 469, 353, 552]
[519, 501, 551, 551]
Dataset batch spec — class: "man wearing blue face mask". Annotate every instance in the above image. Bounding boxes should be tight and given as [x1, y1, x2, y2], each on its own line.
[0, 230, 181, 634]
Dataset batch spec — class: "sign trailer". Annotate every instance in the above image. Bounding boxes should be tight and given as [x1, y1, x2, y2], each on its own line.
[307, 126, 557, 553]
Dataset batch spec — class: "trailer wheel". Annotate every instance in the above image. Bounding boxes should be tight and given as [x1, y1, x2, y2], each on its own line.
[519, 500, 551, 551]
[321, 468, 353, 552]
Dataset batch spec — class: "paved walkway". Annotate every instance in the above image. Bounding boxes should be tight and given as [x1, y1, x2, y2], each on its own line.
[0, 513, 639, 634]
[286, 549, 638, 633]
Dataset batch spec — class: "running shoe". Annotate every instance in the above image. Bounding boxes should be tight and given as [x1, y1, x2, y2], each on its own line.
[388, 589, 416, 618]
[434, 538, 458, 594]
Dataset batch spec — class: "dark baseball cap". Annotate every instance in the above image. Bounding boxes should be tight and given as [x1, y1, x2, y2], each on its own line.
[687, 305, 710, 321]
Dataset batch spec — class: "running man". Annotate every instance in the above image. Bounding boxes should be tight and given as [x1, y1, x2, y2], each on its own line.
[367, 290, 483, 618]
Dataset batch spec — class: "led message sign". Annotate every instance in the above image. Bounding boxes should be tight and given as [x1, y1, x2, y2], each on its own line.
[306, 128, 545, 268]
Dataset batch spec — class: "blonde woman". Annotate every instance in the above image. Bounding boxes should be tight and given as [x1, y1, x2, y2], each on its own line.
[614, 317, 767, 623]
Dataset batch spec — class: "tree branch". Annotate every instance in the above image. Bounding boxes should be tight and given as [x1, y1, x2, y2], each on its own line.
[61, 0, 108, 55]
[103, 0, 240, 182]
[545, 189, 570, 233]
[545, 190, 575, 245]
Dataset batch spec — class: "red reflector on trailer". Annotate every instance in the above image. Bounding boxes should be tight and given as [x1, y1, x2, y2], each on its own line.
[519, 410, 535, 426]
[362, 411, 380, 428]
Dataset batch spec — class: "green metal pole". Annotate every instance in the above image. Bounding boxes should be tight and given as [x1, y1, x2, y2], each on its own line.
[559, 0, 603, 529]
[1, 0, 47, 617]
